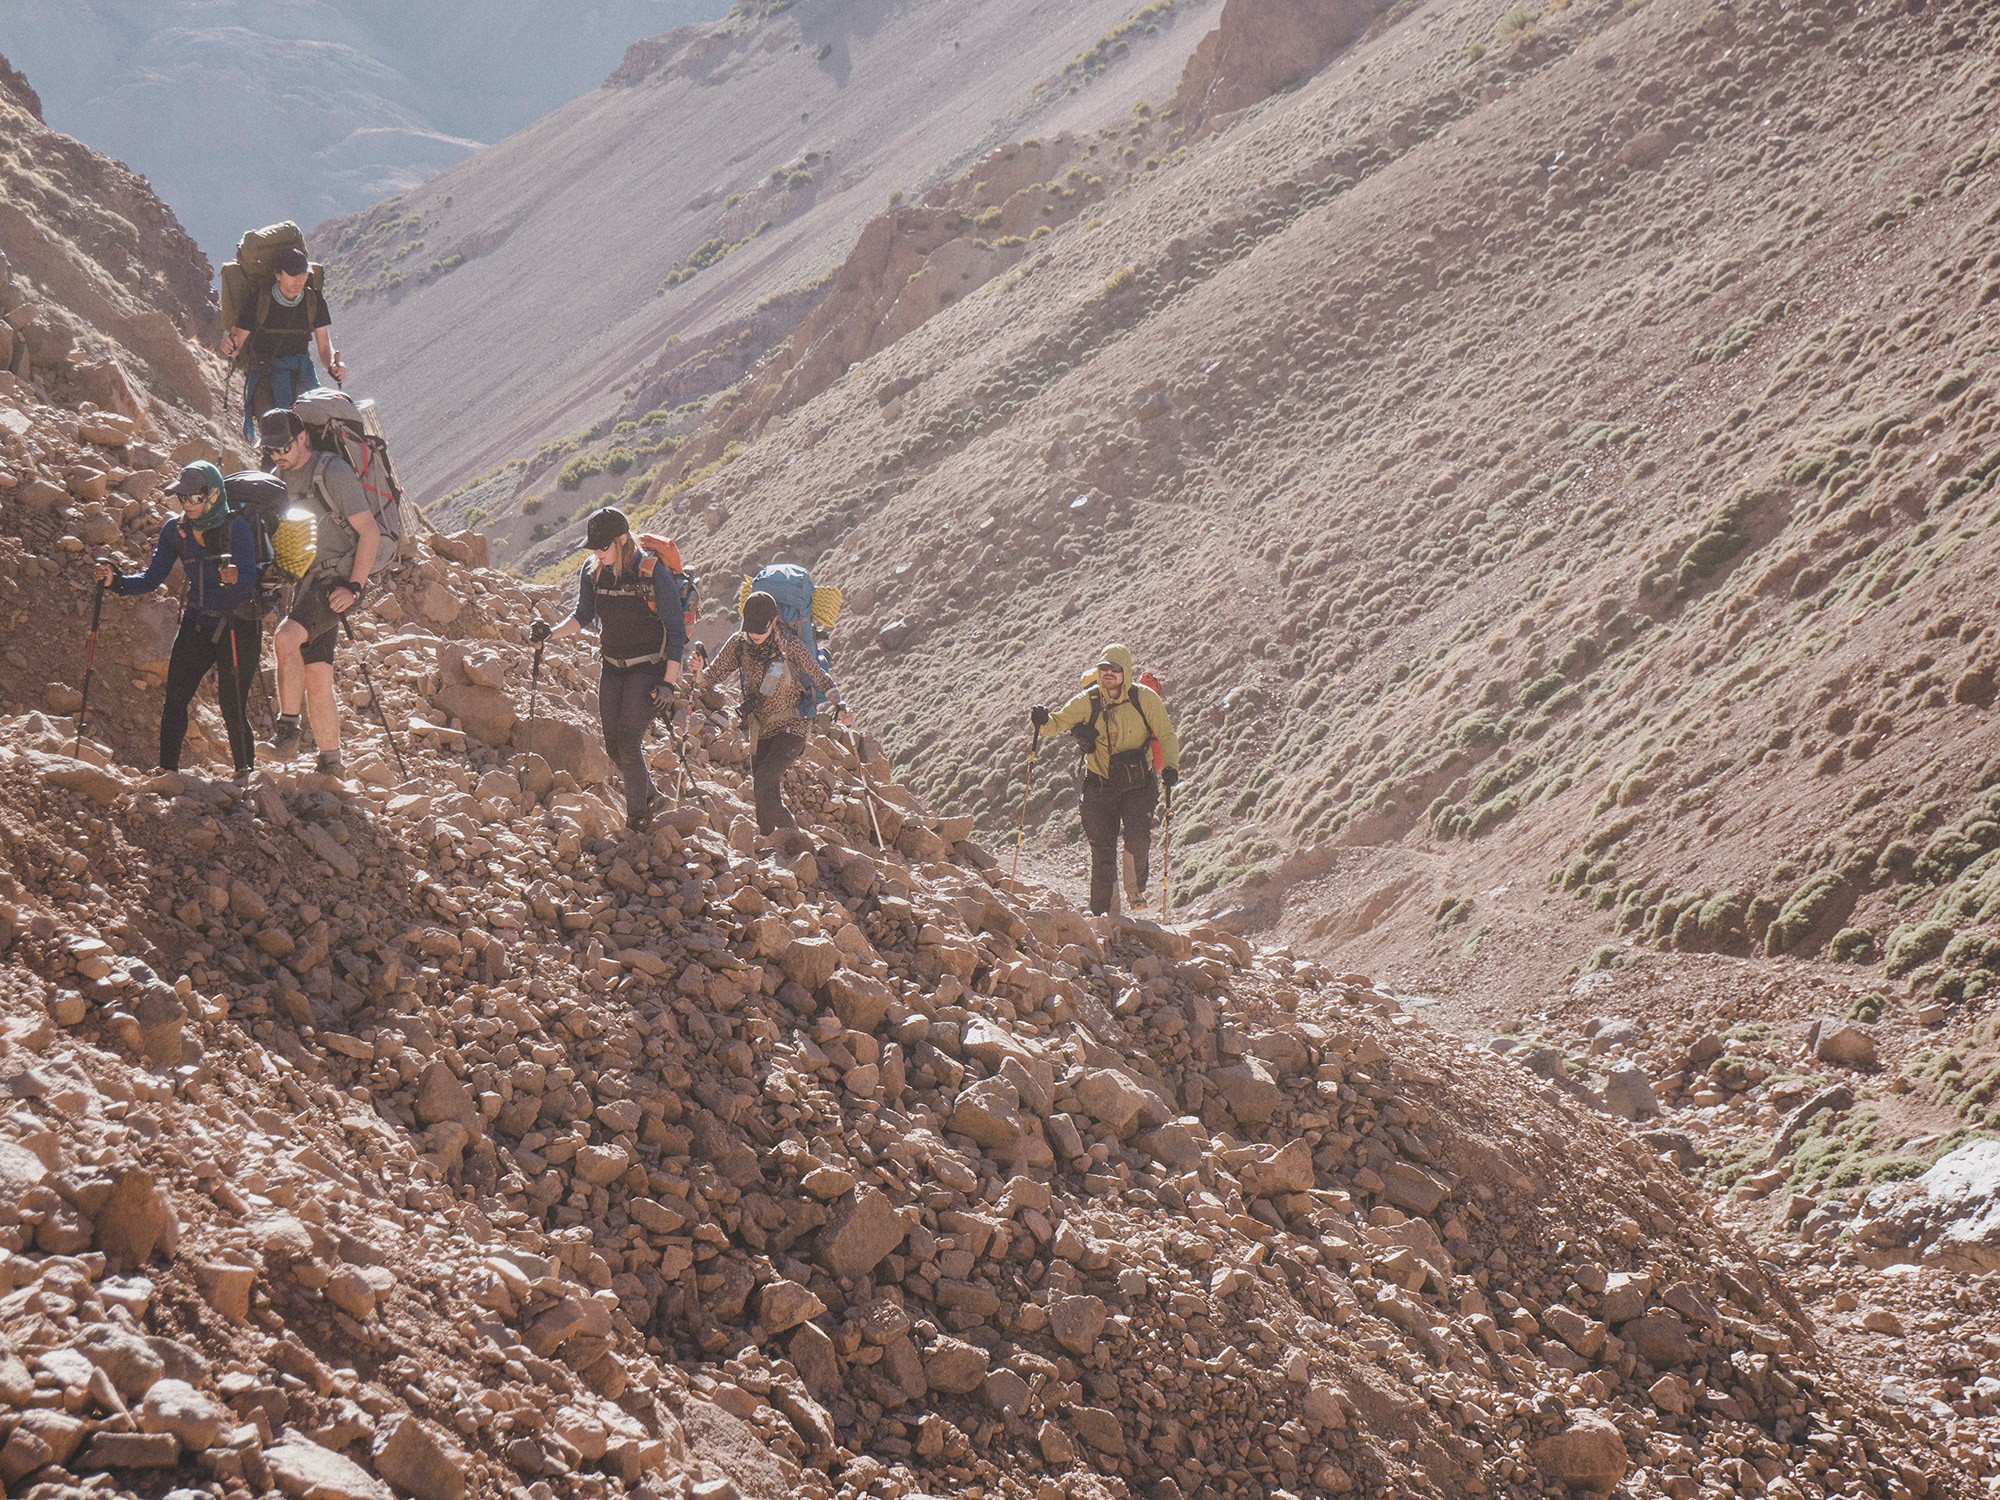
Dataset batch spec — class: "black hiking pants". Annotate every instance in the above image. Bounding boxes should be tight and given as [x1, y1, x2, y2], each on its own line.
[1080, 771, 1156, 915]
[598, 664, 663, 825]
[752, 729, 807, 835]
[163, 612, 260, 774]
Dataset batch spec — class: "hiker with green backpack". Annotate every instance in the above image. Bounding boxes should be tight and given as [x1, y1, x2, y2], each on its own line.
[92, 463, 260, 781]
[536, 507, 692, 833]
[694, 586, 849, 837]
[219, 228, 344, 442]
[1032, 643, 1181, 916]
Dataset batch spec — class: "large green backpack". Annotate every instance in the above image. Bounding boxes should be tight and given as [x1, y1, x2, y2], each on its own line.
[218, 222, 326, 371]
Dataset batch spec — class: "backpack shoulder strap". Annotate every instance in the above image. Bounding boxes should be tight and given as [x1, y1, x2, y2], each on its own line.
[1128, 686, 1159, 745]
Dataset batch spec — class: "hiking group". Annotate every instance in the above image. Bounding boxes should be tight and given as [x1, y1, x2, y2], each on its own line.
[84, 219, 1190, 917]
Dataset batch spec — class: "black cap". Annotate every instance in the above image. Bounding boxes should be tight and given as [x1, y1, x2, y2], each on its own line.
[274, 246, 310, 276]
[581, 507, 629, 551]
[256, 408, 304, 450]
[163, 463, 216, 497]
[743, 591, 778, 632]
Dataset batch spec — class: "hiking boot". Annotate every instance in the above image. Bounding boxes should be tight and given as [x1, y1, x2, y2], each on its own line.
[315, 753, 345, 776]
[631, 790, 668, 834]
[232, 767, 253, 787]
[269, 715, 302, 761]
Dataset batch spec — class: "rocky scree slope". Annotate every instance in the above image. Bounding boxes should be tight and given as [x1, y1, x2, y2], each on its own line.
[0, 53, 220, 429]
[320, 0, 1226, 533]
[0, 512, 1959, 1500]
[592, 0, 2000, 1008]
[0, 205, 1961, 1500]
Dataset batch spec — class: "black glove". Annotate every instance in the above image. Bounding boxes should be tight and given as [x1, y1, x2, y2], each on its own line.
[530, 619, 551, 644]
[1030, 704, 1050, 727]
[650, 680, 676, 712]
[1161, 766, 1179, 788]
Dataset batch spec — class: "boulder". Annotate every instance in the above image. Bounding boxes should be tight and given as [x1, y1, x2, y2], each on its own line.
[923, 1338, 989, 1394]
[1624, 1312, 1699, 1367]
[432, 684, 515, 744]
[1236, 1139, 1315, 1198]
[825, 968, 892, 1031]
[1049, 1294, 1107, 1356]
[1602, 1066, 1660, 1121]
[1853, 1138, 2000, 1271]
[1377, 1161, 1449, 1216]
[94, 1166, 171, 1268]
[1531, 1410, 1627, 1495]
[71, 1324, 163, 1401]
[137, 1378, 225, 1450]
[265, 1438, 394, 1500]
[514, 718, 614, 785]
[779, 935, 839, 992]
[372, 1416, 467, 1500]
[754, 1280, 825, 1335]
[415, 1061, 477, 1127]
[815, 1186, 906, 1279]
[950, 1076, 1024, 1147]
[1209, 1057, 1284, 1125]
[1071, 1405, 1126, 1456]
[1814, 1022, 1878, 1069]
[1073, 1067, 1167, 1136]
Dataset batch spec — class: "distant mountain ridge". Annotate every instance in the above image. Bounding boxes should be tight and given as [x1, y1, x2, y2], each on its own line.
[314, 0, 1225, 554]
[0, 0, 726, 269]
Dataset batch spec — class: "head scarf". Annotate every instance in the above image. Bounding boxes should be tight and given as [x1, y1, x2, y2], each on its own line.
[181, 461, 232, 532]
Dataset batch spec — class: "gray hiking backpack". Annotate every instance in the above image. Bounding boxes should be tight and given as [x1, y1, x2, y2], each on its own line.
[292, 387, 407, 569]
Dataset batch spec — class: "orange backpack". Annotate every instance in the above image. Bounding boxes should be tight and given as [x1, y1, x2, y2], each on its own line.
[631, 533, 699, 629]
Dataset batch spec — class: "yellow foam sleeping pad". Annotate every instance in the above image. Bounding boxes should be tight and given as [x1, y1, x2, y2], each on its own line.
[732, 577, 842, 630]
[811, 585, 841, 630]
[272, 510, 317, 579]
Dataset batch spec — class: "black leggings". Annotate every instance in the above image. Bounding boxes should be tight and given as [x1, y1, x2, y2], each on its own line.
[163, 613, 260, 773]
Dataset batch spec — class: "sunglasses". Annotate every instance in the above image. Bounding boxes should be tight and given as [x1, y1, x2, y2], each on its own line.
[175, 492, 214, 507]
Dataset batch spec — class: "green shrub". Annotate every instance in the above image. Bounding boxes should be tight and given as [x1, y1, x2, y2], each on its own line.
[1764, 872, 1841, 955]
[1829, 927, 1877, 964]
[1497, 4, 1540, 43]
[1849, 990, 1885, 1022]
[1886, 921, 1955, 978]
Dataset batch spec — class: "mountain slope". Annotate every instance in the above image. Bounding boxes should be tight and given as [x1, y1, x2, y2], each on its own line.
[595, 0, 2000, 1017]
[0, 37, 1988, 1500]
[0, 0, 725, 267]
[317, 0, 1226, 530]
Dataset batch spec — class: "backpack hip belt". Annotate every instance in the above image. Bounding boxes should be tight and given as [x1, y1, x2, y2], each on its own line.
[603, 647, 668, 670]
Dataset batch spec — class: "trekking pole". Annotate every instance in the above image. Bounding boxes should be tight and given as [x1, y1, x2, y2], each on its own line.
[341, 615, 408, 780]
[1161, 780, 1175, 917]
[844, 722, 886, 848]
[1010, 718, 1040, 890]
[528, 640, 544, 727]
[74, 570, 107, 756]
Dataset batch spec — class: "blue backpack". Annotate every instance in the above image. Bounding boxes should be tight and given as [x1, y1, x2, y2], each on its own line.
[747, 563, 834, 717]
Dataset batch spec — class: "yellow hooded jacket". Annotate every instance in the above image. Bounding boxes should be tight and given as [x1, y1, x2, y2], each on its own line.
[1038, 642, 1180, 781]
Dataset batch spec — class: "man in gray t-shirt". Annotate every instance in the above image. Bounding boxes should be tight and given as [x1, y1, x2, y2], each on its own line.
[256, 407, 382, 773]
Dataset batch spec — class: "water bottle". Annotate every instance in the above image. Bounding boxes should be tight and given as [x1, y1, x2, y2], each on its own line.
[759, 658, 787, 698]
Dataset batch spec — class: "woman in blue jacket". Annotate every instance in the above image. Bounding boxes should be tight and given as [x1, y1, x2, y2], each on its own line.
[95, 462, 260, 779]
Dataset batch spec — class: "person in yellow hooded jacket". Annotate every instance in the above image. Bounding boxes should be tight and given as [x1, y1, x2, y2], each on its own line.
[1032, 643, 1181, 915]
